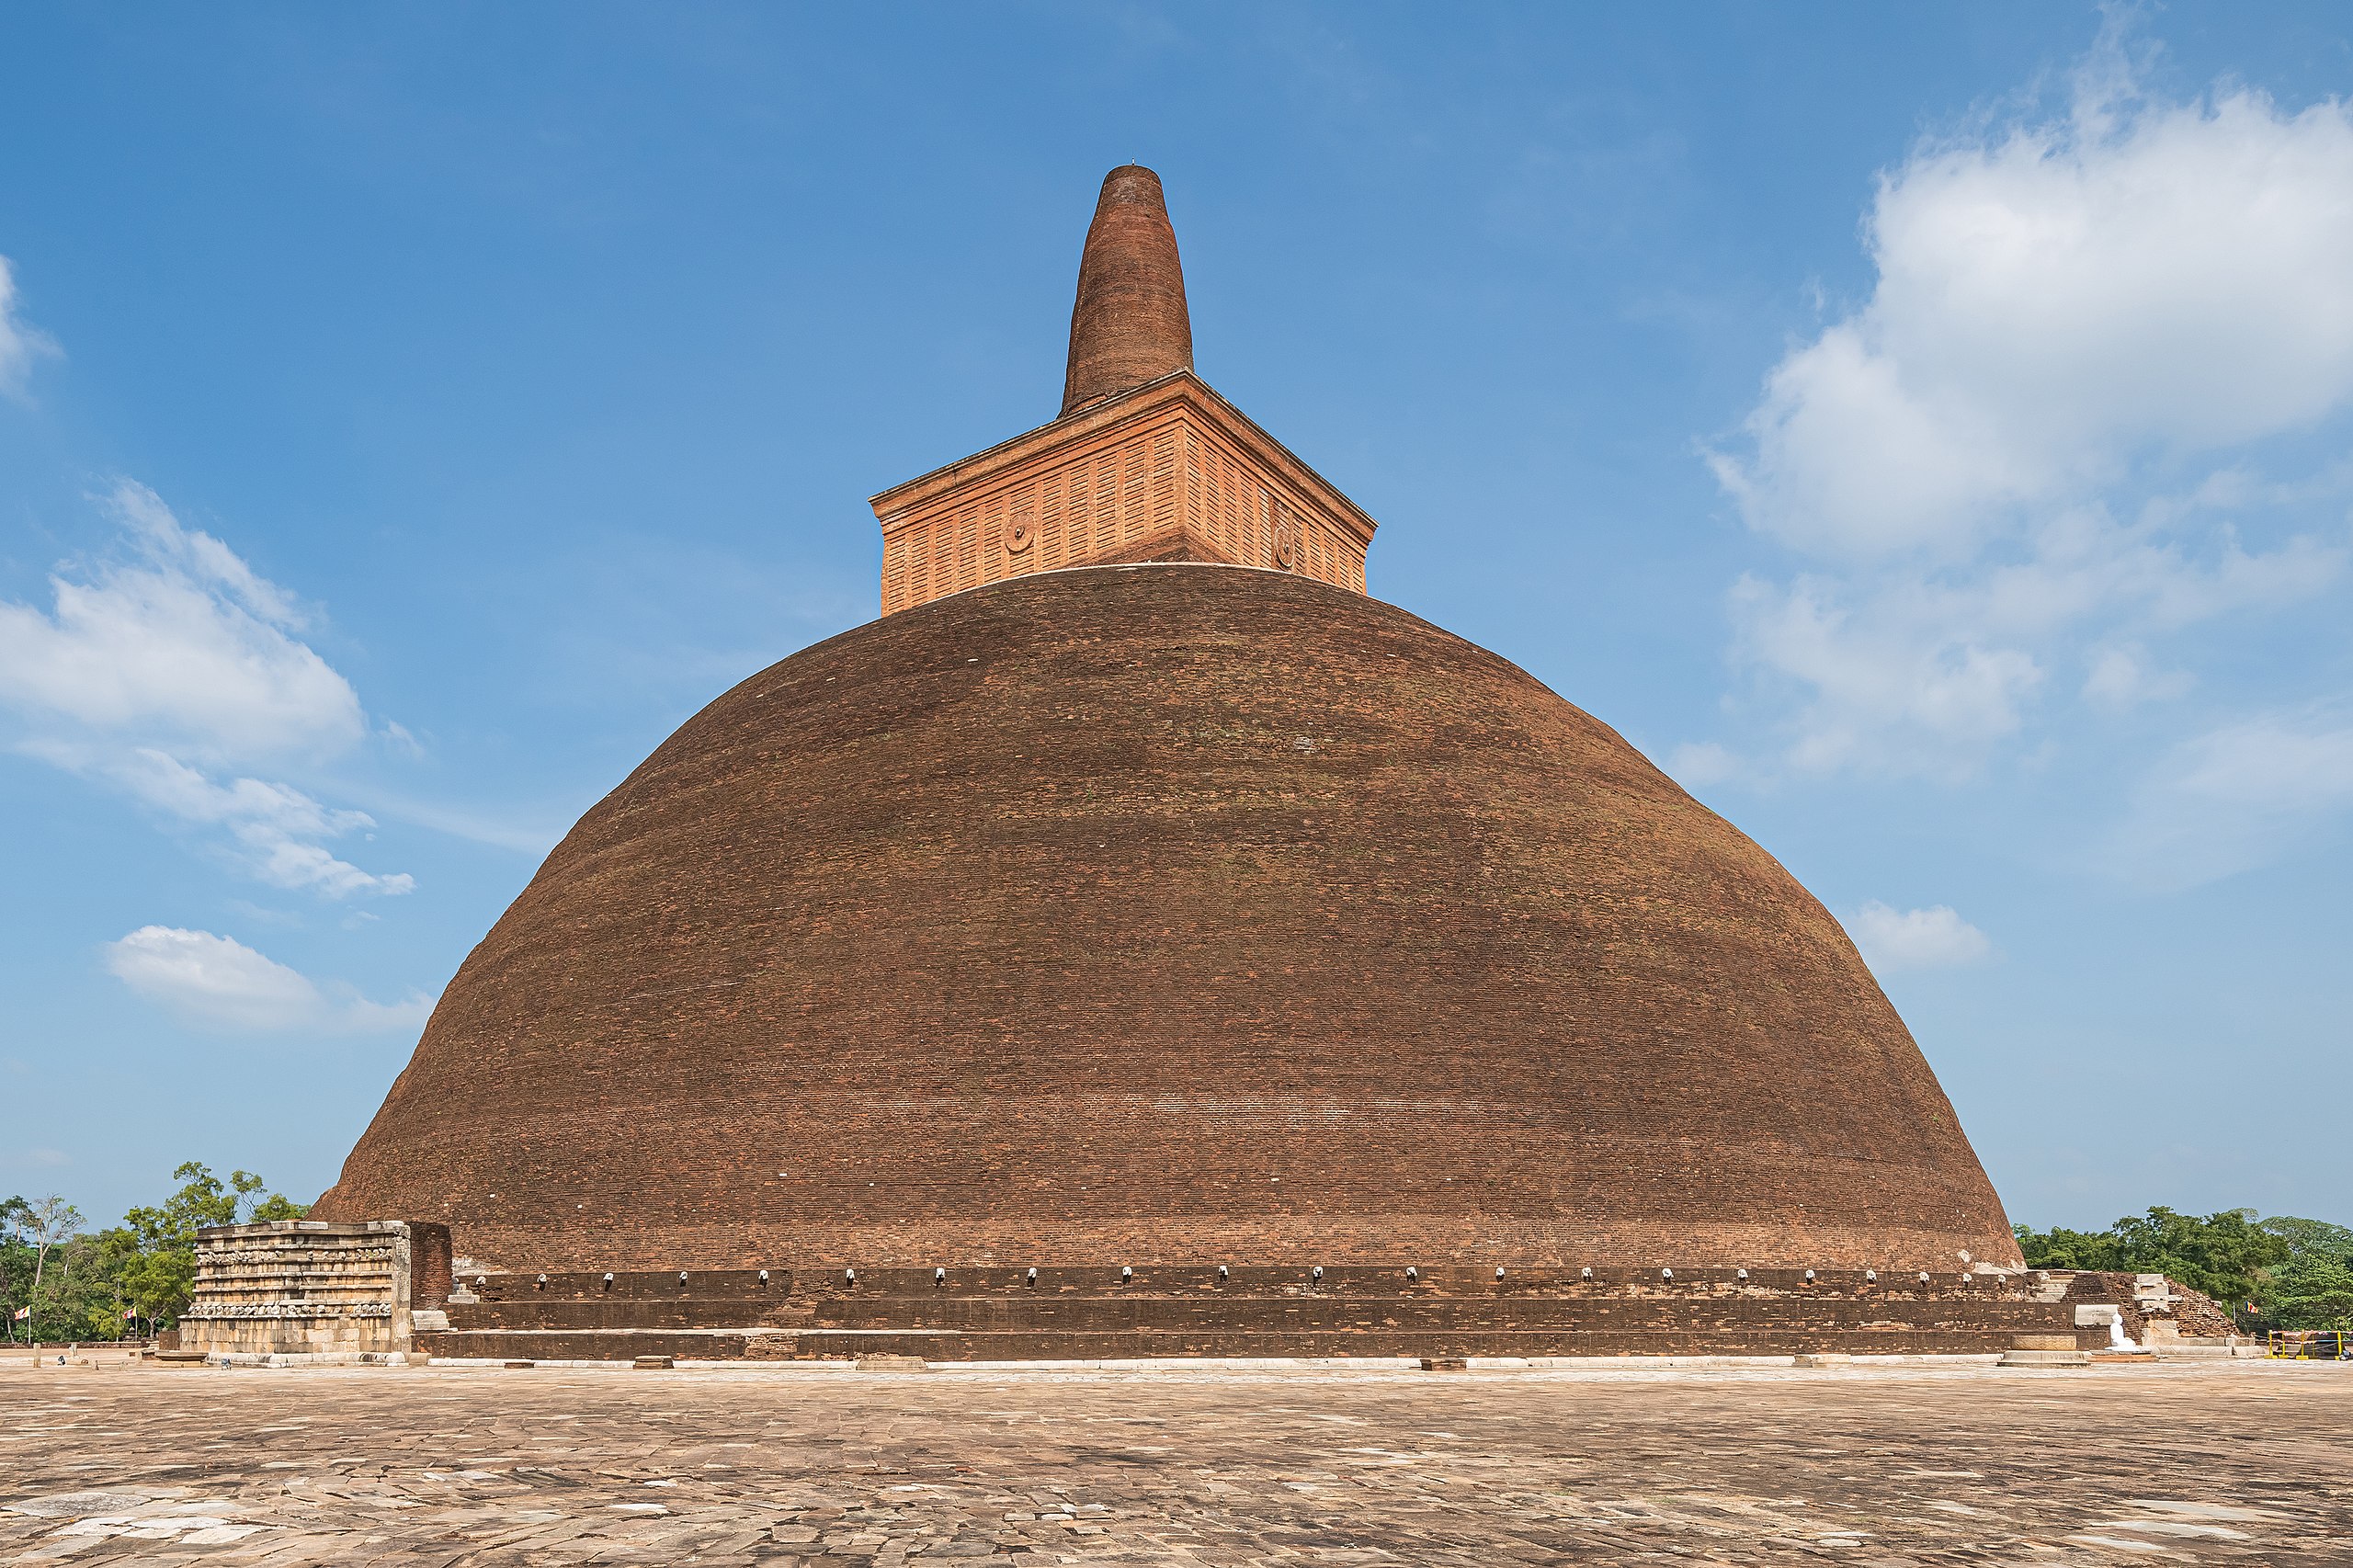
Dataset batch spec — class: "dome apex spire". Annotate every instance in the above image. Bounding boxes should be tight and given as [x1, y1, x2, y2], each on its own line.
[1061, 165, 1193, 416]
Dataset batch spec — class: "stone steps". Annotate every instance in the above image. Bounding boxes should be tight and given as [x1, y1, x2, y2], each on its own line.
[423, 1290, 2086, 1363]
[444, 1295, 2070, 1335]
[426, 1264, 2077, 1362]
[453, 1266, 2018, 1301]
[421, 1323, 2075, 1363]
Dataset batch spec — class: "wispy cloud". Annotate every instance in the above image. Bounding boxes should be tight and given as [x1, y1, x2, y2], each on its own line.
[0, 482, 413, 895]
[0, 255, 60, 401]
[0, 481, 363, 759]
[337, 787, 568, 857]
[2108, 708, 2353, 889]
[1844, 901, 1993, 973]
[98, 750, 415, 897]
[1664, 740, 1740, 790]
[104, 926, 435, 1035]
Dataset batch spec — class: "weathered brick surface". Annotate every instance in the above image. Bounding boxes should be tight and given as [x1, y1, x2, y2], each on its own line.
[1062, 165, 1190, 416]
[411, 1221, 453, 1309]
[422, 1265, 2079, 1361]
[316, 564, 2017, 1278]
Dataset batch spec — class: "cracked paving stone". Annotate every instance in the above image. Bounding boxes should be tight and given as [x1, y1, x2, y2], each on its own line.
[0, 1359, 2346, 1564]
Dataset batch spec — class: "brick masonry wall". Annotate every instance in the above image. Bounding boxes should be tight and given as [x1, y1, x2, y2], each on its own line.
[422, 1266, 2082, 1361]
[877, 385, 1370, 616]
[314, 565, 2020, 1276]
[410, 1222, 453, 1310]
[1061, 165, 1191, 416]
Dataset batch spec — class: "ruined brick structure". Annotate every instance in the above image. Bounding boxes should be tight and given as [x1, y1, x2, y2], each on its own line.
[177, 1220, 450, 1359]
[313, 166, 2042, 1357]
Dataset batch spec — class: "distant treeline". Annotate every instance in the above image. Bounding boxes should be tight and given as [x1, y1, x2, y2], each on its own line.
[1, 1164, 307, 1343]
[2014, 1206, 2353, 1330]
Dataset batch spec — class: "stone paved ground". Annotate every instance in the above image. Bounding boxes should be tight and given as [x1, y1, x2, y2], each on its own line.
[2, 1358, 2347, 1563]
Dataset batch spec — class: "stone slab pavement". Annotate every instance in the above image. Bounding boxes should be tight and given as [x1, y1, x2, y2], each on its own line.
[1, 1358, 2347, 1563]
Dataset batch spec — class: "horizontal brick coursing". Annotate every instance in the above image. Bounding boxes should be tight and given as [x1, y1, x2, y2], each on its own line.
[875, 374, 1372, 616]
[424, 1323, 2080, 1361]
[1062, 165, 1191, 417]
[423, 1265, 2078, 1359]
[314, 565, 2018, 1275]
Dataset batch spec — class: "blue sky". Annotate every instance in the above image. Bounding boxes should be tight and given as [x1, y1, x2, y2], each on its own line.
[3, 4, 2347, 1232]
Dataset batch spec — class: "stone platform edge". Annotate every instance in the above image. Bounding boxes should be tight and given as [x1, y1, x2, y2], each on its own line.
[416, 1352, 2018, 1372]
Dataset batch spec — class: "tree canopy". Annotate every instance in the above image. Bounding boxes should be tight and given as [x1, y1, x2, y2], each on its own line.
[2254, 1217, 2353, 1331]
[2014, 1207, 2353, 1330]
[2, 1162, 307, 1341]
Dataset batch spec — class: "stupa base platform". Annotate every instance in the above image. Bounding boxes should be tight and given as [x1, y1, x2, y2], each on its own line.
[420, 1328, 2079, 1364]
[418, 1266, 2089, 1364]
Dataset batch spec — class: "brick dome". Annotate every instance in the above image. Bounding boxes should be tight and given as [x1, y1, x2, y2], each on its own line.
[314, 564, 2020, 1274]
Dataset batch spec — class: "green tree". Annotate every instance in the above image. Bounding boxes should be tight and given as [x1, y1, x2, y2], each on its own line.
[2107, 1207, 2288, 1305]
[2255, 1217, 2353, 1331]
[1, 1170, 311, 1340]
[80, 1227, 151, 1339]
[2013, 1223, 2127, 1273]
[2258, 1216, 2353, 1263]
[28, 1233, 134, 1342]
[0, 1194, 121, 1341]
[1, 1195, 35, 1339]
[2014, 1206, 2291, 1309]
[22, 1194, 85, 1296]
[116, 1163, 308, 1324]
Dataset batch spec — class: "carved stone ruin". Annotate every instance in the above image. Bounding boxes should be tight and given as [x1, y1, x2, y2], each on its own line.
[177, 1220, 451, 1360]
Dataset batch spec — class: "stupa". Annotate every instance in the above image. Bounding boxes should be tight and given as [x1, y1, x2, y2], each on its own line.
[310, 166, 2063, 1361]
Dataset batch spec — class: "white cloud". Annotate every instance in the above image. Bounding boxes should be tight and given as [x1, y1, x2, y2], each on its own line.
[2082, 644, 2188, 710]
[1664, 740, 1740, 789]
[1715, 50, 2353, 562]
[0, 481, 363, 759]
[1732, 572, 2046, 777]
[1844, 901, 1993, 972]
[101, 749, 415, 897]
[2109, 709, 2353, 889]
[335, 789, 566, 856]
[0, 255, 60, 400]
[0, 482, 412, 895]
[104, 926, 435, 1035]
[1701, 29, 2353, 781]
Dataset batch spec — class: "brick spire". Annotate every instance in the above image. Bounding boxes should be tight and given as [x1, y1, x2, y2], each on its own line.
[1061, 165, 1193, 416]
[872, 161, 1378, 615]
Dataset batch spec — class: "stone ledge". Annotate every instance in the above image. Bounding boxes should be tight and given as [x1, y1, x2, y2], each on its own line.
[178, 1299, 392, 1309]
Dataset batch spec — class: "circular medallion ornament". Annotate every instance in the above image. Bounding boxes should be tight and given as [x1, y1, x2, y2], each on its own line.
[1271, 508, 1300, 571]
[1006, 514, 1034, 553]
